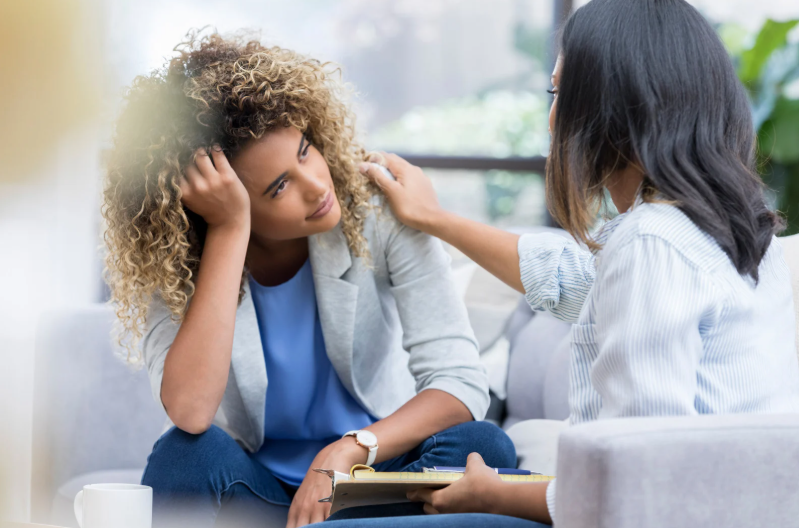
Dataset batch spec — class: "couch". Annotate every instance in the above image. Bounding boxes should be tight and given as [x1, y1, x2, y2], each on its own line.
[30, 233, 799, 527]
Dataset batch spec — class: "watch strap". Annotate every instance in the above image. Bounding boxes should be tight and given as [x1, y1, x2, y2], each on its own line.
[365, 445, 377, 466]
[343, 430, 378, 466]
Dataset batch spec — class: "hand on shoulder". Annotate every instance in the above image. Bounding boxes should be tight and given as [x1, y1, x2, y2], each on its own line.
[359, 153, 445, 233]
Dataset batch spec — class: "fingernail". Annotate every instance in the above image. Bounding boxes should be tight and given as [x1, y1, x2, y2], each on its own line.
[212, 144, 222, 151]
[358, 162, 370, 174]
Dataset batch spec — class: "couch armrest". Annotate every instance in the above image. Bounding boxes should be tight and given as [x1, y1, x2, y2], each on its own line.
[555, 414, 799, 528]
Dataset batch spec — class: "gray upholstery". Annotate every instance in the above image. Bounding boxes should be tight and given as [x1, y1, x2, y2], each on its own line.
[556, 414, 799, 528]
[31, 305, 165, 526]
[506, 419, 567, 476]
[504, 300, 572, 428]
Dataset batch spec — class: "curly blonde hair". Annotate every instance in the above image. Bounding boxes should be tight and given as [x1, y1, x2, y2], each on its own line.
[103, 31, 374, 362]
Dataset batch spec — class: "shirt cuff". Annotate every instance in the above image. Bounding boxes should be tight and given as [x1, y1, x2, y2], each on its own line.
[546, 478, 558, 525]
[517, 232, 569, 311]
[422, 375, 490, 422]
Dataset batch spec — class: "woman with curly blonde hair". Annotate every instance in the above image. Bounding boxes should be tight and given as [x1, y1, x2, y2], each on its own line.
[103, 32, 513, 528]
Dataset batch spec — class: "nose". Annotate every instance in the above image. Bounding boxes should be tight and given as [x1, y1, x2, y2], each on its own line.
[300, 168, 329, 202]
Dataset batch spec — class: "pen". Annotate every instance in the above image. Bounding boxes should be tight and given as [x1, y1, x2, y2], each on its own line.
[423, 466, 541, 475]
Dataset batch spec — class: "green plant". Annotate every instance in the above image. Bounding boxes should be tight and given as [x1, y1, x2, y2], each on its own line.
[727, 19, 799, 234]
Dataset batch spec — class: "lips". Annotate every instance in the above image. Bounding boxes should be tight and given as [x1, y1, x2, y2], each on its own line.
[308, 192, 334, 219]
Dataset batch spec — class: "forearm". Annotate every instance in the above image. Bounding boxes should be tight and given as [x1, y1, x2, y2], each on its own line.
[161, 221, 250, 433]
[423, 212, 523, 294]
[297, 392, 468, 528]
[488, 481, 552, 524]
[347, 389, 473, 465]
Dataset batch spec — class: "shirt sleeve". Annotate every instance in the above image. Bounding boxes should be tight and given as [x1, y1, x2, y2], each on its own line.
[517, 232, 596, 323]
[381, 210, 490, 421]
[591, 235, 715, 419]
[140, 296, 180, 416]
[546, 479, 558, 525]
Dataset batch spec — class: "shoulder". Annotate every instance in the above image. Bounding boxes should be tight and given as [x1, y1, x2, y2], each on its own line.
[357, 193, 450, 273]
[362, 193, 402, 242]
[360, 193, 434, 251]
[601, 202, 729, 274]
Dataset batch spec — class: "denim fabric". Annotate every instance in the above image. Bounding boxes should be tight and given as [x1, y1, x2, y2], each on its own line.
[322, 512, 549, 527]
[142, 421, 515, 527]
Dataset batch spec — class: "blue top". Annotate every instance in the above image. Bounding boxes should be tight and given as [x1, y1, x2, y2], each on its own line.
[248, 259, 375, 486]
[517, 201, 799, 522]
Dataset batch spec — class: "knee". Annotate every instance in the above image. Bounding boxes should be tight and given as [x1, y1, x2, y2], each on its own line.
[449, 421, 517, 469]
[142, 425, 237, 493]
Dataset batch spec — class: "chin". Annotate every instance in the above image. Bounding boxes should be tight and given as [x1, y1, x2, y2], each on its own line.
[311, 203, 342, 235]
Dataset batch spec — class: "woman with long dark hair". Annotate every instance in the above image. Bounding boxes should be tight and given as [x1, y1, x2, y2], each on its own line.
[336, 0, 799, 526]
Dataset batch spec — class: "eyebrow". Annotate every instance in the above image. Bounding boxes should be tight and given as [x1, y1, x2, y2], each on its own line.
[262, 135, 307, 195]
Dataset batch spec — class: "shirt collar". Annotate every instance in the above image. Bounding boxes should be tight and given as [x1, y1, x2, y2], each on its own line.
[590, 193, 644, 252]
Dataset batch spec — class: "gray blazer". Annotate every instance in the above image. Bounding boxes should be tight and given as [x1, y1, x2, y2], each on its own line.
[141, 201, 489, 452]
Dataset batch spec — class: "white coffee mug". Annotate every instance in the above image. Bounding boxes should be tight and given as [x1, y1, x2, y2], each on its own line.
[74, 483, 152, 528]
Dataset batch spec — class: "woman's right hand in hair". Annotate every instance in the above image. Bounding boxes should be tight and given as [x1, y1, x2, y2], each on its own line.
[359, 153, 444, 232]
[179, 146, 250, 230]
[162, 145, 251, 434]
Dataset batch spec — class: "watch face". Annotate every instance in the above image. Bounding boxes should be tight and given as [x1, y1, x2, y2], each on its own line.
[356, 430, 378, 448]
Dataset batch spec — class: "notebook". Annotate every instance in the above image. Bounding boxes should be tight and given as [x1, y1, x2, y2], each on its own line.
[315, 466, 555, 514]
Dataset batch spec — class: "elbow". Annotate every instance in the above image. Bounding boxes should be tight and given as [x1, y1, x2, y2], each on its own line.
[162, 395, 216, 435]
[173, 416, 214, 435]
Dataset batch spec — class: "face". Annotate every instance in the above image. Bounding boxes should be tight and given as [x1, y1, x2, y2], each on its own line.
[548, 56, 562, 136]
[230, 126, 341, 243]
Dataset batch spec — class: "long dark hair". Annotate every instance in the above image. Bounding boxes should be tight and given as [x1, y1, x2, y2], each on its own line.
[546, 0, 784, 281]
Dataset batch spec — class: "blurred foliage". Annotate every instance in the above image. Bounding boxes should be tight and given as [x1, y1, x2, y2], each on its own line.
[370, 90, 550, 222]
[724, 19, 799, 234]
[513, 22, 549, 71]
[371, 90, 549, 157]
[371, 91, 550, 222]
[370, 11, 554, 225]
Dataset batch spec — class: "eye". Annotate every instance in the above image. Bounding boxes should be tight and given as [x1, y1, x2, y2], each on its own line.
[300, 142, 311, 161]
[272, 179, 288, 198]
[547, 88, 558, 96]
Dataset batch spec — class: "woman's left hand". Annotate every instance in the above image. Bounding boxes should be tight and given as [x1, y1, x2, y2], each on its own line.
[286, 439, 367, 528]
[407, 452, 503, 515]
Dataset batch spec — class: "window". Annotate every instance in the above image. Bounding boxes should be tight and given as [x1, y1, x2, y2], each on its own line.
[103, 0, 563, 228]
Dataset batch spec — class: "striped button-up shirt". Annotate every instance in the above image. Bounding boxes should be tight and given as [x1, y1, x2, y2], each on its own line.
[518, 202, 799, 521]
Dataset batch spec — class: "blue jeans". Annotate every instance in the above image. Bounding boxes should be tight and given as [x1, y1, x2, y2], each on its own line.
[141, 421, 516, 527]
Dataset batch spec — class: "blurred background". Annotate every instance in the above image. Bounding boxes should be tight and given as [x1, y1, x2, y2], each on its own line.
[2, 0, 799, 523]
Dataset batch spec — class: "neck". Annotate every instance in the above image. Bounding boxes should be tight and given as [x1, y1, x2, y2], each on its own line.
[246, 234, 309, 287]
[606, 165, 645, 213]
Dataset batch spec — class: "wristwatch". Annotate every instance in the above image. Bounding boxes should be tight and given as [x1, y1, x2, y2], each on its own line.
[342, 430, 379, 466]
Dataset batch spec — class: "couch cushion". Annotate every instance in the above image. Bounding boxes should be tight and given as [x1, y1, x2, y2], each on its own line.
[505, 307, 571, 427]
[556, 414, 799, 528]
[506, 419, 567, 476]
